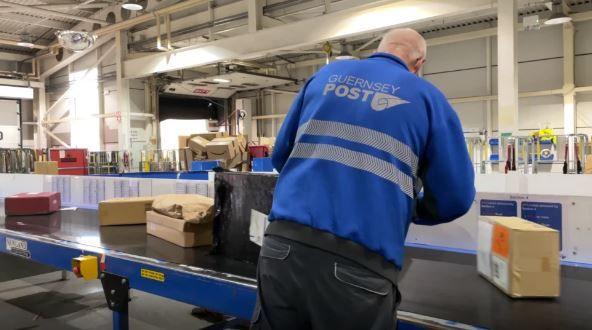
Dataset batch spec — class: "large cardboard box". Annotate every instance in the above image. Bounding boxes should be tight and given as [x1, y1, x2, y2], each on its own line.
[34, 161, 58, 175]
[98, 197, 154, 226]
[146, 211, 213, 247]
[188, 136, 209, 155]
[206, 137, 238, 161]
[178, 148, 194, 171]
[5, 192, 61, 215]
[478, 216, 560, 298]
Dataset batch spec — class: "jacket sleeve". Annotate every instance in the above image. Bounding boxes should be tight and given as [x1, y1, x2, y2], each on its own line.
[413, 88, 476, 226]
[271, 79, 312, 172]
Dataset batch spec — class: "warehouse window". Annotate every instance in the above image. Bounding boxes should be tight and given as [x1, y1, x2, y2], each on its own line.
[69, 67, 100, 151]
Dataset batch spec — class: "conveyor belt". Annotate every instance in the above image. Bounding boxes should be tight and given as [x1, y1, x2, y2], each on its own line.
[0, 207, 257, 279]
[2, 207, 592, 329]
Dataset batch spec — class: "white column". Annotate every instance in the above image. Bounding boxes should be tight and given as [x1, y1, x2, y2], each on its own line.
[35, 81, 47, 148]
[485, 36, 493, 137]
[248, 0, 264, 33]
[116, 31, 131, 152]
[563, 22, 576, 135]
[497, 0, 519, 136]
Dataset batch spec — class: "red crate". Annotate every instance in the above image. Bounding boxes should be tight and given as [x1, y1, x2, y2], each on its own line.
[248, 146, 269, 159]
[50, 149, 89, 175]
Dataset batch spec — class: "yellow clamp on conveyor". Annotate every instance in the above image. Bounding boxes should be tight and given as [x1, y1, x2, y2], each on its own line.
[72, 255, 99, 280]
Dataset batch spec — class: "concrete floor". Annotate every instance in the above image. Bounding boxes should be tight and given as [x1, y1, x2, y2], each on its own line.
[0, 253, 224, 330]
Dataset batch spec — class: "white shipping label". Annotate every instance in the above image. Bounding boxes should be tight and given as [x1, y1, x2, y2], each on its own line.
[491, 255, 509, 292]
[249, 209, 270, 246]
[477, 220, 493, 278]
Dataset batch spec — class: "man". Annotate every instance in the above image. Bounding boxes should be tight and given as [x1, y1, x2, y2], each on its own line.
[251, 28, 475, 329]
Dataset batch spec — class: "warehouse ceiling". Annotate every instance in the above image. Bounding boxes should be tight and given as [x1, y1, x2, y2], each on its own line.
[0, 0, 591, 78]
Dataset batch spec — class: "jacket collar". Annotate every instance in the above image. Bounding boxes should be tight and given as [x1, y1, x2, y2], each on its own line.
[369, 52, 409, 71]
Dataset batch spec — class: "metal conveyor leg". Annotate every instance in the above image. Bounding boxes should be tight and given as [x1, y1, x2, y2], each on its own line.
[100, 272, 130, 330]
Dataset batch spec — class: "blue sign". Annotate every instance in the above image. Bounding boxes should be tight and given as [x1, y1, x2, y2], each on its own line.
[521, 202, 562, 248]
[480, 199, 518, 216]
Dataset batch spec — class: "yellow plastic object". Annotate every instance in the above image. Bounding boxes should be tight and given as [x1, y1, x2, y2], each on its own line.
[72, 255, 99, 280]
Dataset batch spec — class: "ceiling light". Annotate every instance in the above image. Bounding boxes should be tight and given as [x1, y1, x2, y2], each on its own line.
[544, 1, 572, 25]
[213, 78, 231, 83]
[56, 30, 96, 52]
[122, 0, 143, 11]
[544, 12, 572, 25]
[16, 34, 34, 48]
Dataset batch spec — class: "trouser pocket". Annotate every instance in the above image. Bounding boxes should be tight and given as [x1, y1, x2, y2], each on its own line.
[260, 236, 291, 260]
[333, 262, 391, 296]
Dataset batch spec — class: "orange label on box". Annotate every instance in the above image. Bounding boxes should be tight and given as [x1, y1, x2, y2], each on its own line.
[492, 224, 510, 258]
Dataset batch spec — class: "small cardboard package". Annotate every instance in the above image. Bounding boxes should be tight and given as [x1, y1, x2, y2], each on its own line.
[478, 216, 560, 298]
[34, 161, 59, 175]
[146, 211, 213, 247]
[98, 197, 154, 226]
[188, 136, 209, 155]
[206, 137, 238, 160]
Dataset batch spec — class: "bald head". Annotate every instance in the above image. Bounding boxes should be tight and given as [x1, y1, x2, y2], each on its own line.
[377, 28, 427, 74]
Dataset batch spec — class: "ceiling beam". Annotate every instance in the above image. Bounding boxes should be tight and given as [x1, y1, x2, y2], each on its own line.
[0, 13, 71, 30]
[0, 0, 107, 25]
[0, 38, 47, 50]
[123, 0, 495, 79]
[0, 3, 109, 13]
[0, 51, 32, 61]
[0, 77, 43, 88]
[40, 35, 114, 79]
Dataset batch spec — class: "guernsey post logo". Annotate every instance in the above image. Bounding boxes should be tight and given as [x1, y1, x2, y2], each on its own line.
[323, 74, 409, 111]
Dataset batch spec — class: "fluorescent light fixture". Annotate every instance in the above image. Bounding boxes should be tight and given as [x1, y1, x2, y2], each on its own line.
[544, 1, 572, 25]
[0, 85, 33, 99]
[16, 41, 34, 48]
[122, 0, 143, 11]
[213, 78, 231, 83]
[544, 12, 572, 25]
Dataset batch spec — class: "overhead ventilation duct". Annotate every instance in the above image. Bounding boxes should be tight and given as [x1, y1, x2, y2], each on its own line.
[544, 1, 572, 25]
[56, 30, 96, 52]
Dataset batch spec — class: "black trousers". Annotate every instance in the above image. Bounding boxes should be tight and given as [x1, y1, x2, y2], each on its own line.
[251, 235, 399, 330]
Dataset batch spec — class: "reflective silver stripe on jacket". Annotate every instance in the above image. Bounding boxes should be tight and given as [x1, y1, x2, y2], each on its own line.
[290, 143, 414, 198]
[295, 119, 418, 174]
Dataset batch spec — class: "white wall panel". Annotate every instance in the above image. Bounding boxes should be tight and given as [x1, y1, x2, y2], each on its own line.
[577, 94, 592, 136]
[517, 25, 563, 61]
[452, 101, 487, 131]
[423, 38, 486, 75]
[518, 58, 563, 92]
[424, 68, 487, 98]
[518, 95, 563, 132]
[575, 54, 592, 87]
[575, 20, 592, 54]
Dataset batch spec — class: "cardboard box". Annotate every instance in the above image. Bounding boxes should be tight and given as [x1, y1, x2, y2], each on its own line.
[178, 148, 193, 171]
[188, 136, 209, 155]
[146, 211, 213, 247]
[34, 161, 58, 175]
[98, 197, 154, 226]
[178, 135, 190, 149]
[5, 192, 61, 215]
[206, 137, 238, 161]
[189, 132, 223, 141]
[478, 216, 560, 298]
[237, 134, 248, 153]
[585, 155, 592, 174]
